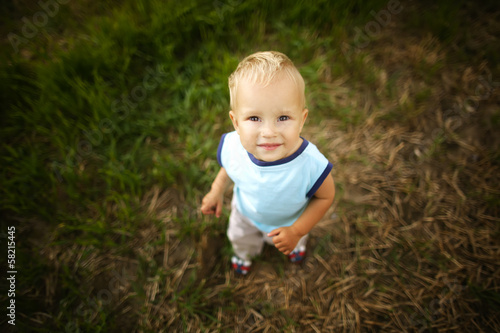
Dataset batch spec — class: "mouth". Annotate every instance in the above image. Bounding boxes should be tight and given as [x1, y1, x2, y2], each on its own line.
[258, 143, 282, 151]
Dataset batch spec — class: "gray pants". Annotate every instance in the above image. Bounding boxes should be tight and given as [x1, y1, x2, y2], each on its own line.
[227, 197, 308, 262]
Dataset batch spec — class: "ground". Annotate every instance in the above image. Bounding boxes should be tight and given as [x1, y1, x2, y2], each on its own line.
[1, 1, 499, 332]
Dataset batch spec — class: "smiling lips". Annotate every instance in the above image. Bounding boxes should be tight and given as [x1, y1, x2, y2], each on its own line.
[258, 143, 282, 151]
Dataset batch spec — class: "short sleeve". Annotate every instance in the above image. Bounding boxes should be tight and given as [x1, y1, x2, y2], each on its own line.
[216, 133, 227, 167]
[306, 162, 333, 198]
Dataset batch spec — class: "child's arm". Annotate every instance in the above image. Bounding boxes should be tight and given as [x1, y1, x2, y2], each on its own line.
[201, 167, 232, 218]
[268, 173, 335, 255]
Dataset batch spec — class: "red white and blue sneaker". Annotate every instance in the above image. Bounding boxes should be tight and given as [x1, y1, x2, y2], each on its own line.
[288, 246, 306, 263]
[231, 256, 251, 275]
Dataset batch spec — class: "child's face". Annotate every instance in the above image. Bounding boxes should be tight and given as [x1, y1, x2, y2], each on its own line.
[229, 76, 308, 162]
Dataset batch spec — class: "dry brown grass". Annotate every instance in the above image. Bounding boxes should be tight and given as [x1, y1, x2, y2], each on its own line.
[128, 31, 499, 331]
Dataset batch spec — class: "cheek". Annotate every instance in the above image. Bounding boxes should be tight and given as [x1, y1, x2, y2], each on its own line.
[278, 122, 299, 134]
[238, 125, 257, 140]
[240, 123, 259, 134]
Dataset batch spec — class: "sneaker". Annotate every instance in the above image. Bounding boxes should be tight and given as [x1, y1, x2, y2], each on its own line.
[288, 246, 306, 263]
[231, 256, 251, 275]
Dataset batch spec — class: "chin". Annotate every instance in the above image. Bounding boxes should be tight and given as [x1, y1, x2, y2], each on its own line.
[257, 153, 283, 162]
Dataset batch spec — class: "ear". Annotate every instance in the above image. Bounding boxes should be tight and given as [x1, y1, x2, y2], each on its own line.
[229, 110, 239, 133]
[299, 108, 308, 132]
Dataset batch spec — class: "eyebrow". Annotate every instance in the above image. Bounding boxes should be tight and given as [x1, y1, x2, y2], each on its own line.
[239, 108, 296, 116]
[237, 109, 261, 117]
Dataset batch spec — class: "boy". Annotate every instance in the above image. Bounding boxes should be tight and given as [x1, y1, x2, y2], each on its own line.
[201, 51, 335, 275]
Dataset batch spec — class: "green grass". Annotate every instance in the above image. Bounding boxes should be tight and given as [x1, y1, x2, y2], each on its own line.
[1, 0, 498, 331]
[1, 0, 392, 232]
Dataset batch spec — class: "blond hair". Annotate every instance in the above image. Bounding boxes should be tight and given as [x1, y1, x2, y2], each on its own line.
[228, 51, 306, 110]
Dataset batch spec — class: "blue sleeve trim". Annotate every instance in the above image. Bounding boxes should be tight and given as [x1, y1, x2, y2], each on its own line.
[217, 133, 227, 167]
[306, 162, 333, 198]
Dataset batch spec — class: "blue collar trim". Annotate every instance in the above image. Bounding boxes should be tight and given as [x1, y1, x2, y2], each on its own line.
[248, 138, 309, 166]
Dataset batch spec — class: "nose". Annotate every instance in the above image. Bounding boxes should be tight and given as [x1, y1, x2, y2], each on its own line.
[261, 121, 277, 138]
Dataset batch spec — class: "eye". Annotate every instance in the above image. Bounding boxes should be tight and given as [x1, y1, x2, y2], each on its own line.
[249, 116, 260, 122]
[278, 115, 290, 121]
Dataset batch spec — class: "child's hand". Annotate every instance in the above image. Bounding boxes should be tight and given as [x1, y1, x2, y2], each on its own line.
[267, 226, 302, 255]
[201, 191, 224, 218]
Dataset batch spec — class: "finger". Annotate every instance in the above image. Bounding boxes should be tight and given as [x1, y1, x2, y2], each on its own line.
[278, 247, 290, 255]
[267, 229, 281, 237]
[215, 202, 222, 218]
[201, 206, 215, 215]
[277, 244, 287, 252]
